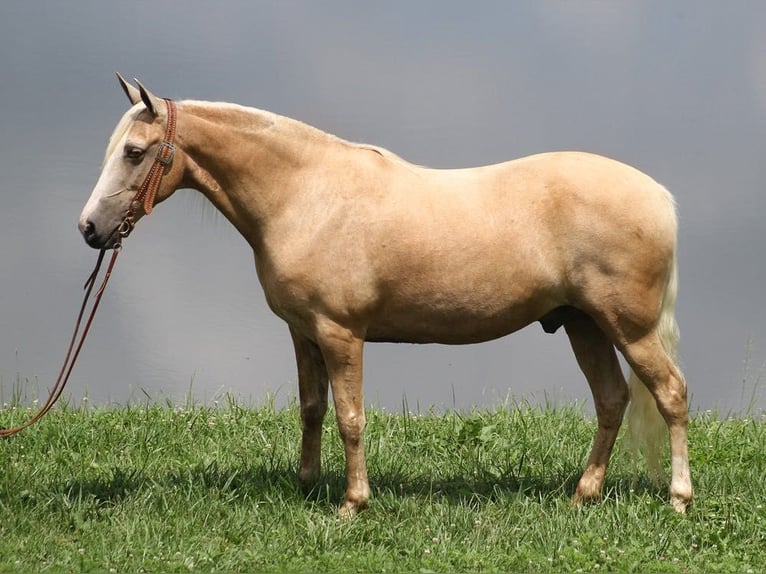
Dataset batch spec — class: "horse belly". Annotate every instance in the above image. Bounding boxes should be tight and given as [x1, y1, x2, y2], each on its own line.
[363, 230, 560, 344]
[365, 292, 553, 345]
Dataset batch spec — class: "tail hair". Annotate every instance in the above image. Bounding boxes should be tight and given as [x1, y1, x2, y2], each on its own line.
[625, 250, 682, 484]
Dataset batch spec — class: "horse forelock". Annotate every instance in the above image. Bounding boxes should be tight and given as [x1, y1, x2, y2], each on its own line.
[103, 103, 144, 166]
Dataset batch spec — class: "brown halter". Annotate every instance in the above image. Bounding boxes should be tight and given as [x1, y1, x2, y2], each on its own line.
[0, 99, 177, 438]
[118, 98, 177, 239]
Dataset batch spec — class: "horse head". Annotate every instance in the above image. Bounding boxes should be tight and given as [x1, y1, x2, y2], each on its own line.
[78, 74, 183, 249]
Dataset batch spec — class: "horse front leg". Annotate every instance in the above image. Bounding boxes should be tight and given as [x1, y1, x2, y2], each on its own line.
[316, 322, 370, 518]
[290, 327, 329, 487]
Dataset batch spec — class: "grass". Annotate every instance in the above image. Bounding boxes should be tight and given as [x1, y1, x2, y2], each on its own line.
[0, 397, 764, 572]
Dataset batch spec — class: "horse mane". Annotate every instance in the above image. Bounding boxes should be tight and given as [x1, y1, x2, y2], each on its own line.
[106, 99, 408, 170]
[199, 101, 408, 164]
[342, 139, 406, 163]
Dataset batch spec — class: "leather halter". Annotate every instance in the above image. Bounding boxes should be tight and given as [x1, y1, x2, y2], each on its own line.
[117, 98, 177, 240]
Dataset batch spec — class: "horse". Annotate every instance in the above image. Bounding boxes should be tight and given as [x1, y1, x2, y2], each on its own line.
[79, 75, 692, 516]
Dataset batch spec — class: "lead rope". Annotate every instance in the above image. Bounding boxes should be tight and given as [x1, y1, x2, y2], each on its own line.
[0, 98, 176, 438]
[0, 247, 120, 438]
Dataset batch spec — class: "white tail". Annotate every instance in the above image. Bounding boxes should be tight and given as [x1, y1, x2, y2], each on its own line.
[625, 250, 682, 483]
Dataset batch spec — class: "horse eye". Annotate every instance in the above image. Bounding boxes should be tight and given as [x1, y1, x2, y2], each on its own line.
[124, 146, 145, 161]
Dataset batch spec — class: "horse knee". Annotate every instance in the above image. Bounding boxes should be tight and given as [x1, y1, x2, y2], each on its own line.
[301, 398, 328, 427]
[336, 410, 366, 444]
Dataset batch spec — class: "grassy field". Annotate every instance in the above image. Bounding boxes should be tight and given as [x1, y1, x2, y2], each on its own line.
[0, 398, 764, 572]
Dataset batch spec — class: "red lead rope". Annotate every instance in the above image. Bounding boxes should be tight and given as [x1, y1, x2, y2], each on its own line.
[0, 247, 120, 438]
[0, 99, 176, 438]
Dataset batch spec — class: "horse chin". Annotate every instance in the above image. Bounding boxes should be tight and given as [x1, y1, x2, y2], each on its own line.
[82, 226, 121, 250]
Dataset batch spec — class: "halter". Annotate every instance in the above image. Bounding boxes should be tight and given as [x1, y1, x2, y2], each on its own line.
[117, 98, 177, 241]
[0, 99, 177, 439]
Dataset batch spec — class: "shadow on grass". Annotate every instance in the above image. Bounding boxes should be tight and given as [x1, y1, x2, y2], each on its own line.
[368, 467, 666, 508]
[56, 460, 666, 511]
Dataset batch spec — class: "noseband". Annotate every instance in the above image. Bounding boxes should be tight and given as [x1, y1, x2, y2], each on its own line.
[0, 99, 177, 438]
[117, 98, 177, 241]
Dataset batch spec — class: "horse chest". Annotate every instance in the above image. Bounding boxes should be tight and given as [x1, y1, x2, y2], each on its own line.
[255, 259, 344, 324]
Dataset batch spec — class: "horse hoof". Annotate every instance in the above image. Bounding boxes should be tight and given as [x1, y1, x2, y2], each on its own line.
[571, 492, 600, 508]
[671, 495, 689, 514]
[338, 495, 369, 519]
[338, 501, 359, 520]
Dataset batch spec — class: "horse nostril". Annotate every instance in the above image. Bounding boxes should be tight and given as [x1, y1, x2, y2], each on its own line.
[79, 219, 96, 240]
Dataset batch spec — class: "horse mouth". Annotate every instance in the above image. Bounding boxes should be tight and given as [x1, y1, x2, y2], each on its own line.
[79, 220, 122, 250]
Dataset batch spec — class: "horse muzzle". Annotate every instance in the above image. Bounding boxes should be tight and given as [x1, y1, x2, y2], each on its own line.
[78, 218, 121, 250]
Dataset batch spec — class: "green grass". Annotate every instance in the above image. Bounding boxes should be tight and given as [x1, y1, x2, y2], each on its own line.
[1, 399, 764, 572]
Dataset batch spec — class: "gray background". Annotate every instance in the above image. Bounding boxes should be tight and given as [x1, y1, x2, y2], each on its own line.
[1, 1, 764, 414]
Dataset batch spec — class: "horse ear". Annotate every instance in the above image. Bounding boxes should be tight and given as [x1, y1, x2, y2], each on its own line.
[134, 78, 163, 118]
[116, 72, 141, 105]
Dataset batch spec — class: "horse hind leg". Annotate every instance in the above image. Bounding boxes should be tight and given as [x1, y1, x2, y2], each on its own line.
[622, 332, 692, 512]
[564, 315, 630, 505]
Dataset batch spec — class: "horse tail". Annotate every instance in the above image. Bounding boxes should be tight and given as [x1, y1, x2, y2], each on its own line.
[625, 236, 682, 484]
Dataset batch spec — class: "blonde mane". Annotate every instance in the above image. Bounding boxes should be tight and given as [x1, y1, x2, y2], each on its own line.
[105, 100, 406, 169]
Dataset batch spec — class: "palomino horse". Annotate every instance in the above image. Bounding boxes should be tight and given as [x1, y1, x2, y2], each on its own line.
[79, 76, 692, 516]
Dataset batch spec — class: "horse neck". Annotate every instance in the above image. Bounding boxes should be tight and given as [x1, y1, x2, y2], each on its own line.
[176, 101, 337, 245]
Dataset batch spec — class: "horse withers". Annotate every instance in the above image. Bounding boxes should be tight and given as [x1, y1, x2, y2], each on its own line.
[79, 75, 692, 516]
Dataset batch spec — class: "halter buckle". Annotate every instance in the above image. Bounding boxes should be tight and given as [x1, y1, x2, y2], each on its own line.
[156, 141, 175, 166]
